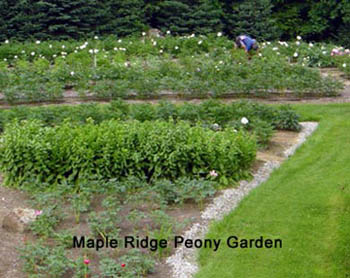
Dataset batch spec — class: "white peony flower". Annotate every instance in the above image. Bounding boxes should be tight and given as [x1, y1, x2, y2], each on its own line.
[142, 32, 146, 36]
[343, 63, 347, 68]
[296, 41, 300, 46]
[198, 40, 202, 45]
[272, 47, 278, 51]
[293, 52, 298, 57]
[36, 40, 40, 44]
[159, 49, 163, 53]
[217, 32, 222, 37]
[14, 55, 18, 59]
[114, 47, 118, 51]
[166, 30, 171, 34]
[49, 44, 52, 48]
[153, 41, 157, 46]
[309, 43, 313, 47]
[297, 36, 302, 40]
[94, 49, 99, 53]
[5, 39, 9, 44]
[118, 39, 122, 43]
[62, 45, 65, 49]
[70, 71, 75, 76]
[94, 36, 98, 40]
[175, 46, 179, 50]
[322, 51, 327, 55]
[31, 52, 35, 56]
[241, 117, 249, 125]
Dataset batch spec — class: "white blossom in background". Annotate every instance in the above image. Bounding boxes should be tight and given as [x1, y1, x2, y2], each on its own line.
[3, 58, 7, 61]
[21, 50, 25, 53]
[272, 47, 278, 51]
[209, 170, 218, 177]
[5, 40, 9, 44]
[217, 32, 222, 37]
[31, 52, 35, 56]
[114, 47, 118, 51]
[74, 50, 77, 53]
[166, 30, 171, 35]
[322, 51, 327, 55]
[345, 49, 350, 54]
[277, 52, 280, 55]
[175, 46, 179, 50]
[118, 39, 122, 43]
[36, 40, 40, 44]
[296, 41, 300, 46]
[258, 53, 262, 57]
[241, 117, 249, 125]
[62, 45, 65, 49]
[219, 60, 223, 64]
[53, 54, 57, 58]
[267, 42, 271, 45]
[70, 71, 75, 76]
[153, 41, 157, 46]
[297, 36, 302, 40]
[293, 52, 298, 57]
[343, 63, 347, 68]
[94, 36, 99, 40]
[14, 55, 18, 59]
[142, 32, 146, 36]
[198, 40, 202, 45]
[190, 34, 195, 38]
[159, 49, 163, 53]
[94, 49, 99, 54]
[309, 43, 313, 47]
[49, 44, 52, 48]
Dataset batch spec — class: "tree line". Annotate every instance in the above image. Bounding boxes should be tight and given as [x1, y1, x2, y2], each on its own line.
[1, 0, 349, 46]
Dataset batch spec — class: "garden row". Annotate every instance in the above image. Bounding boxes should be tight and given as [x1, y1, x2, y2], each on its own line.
[0, 36, 344, 103]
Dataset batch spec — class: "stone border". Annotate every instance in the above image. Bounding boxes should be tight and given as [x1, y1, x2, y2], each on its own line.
[166, 122, 318, 278]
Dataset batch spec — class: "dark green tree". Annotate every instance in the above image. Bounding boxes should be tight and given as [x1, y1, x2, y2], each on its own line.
[224, 0, 280, 41]
[104, 0, 146, 36]
[191, 0, 224, 34]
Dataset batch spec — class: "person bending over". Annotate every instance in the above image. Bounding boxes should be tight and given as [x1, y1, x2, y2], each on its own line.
[235, 35, 259, 56]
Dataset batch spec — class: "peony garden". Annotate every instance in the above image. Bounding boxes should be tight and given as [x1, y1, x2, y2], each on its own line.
[0, 2, 349, 278]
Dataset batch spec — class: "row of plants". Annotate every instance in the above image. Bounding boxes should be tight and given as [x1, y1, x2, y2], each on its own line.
[0, 119, 256, 186]
[0, 100, 301, 144]
[0, 36, 343, 103]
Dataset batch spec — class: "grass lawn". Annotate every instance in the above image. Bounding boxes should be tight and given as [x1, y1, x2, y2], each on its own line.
[196, 103, 350, 278]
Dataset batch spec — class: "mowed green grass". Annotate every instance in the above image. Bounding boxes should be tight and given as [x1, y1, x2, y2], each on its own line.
[196, 103, 350, 278]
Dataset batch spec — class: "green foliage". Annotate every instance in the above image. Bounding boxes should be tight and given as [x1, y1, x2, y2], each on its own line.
[99, 250, 155, 277]
[153, 177, 217, 204]
[0, 119, 257, 186]
[18, 242, 73, 277]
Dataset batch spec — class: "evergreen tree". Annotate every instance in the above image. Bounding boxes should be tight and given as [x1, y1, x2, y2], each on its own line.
[152, 0, 193, 34]
[223, 0, 280, 40]
[192, 0, 224, 34]
[105, 0, 146, 36]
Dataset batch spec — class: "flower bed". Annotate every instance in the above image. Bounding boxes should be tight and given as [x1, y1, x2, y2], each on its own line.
[0, 36, 343, 103]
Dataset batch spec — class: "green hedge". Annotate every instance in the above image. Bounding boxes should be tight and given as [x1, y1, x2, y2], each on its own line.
[0, 119, 257, 186]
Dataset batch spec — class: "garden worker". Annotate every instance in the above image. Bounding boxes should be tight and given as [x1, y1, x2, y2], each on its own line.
[235, 35, 259, 57]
